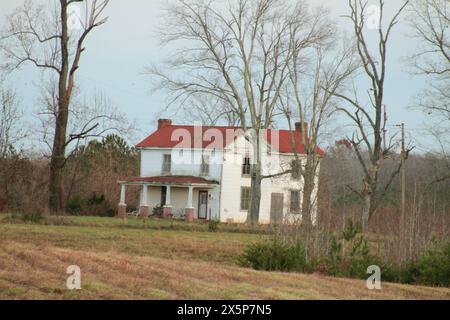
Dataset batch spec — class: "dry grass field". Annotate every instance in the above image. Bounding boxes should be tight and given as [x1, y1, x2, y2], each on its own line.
[0, 215, 449, 300]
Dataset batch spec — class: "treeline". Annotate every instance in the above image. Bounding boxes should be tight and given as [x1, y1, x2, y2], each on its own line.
[318, 142, 449, 262]
[0, 134, 139, 216]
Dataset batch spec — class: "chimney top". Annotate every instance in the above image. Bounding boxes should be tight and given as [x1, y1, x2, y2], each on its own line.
[158, 119, 172, 129]
[295, 122, 308, 133]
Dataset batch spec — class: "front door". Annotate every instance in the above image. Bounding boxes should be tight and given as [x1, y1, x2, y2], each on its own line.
[198, 191, 208, 220]
[270, 193, 284, 224]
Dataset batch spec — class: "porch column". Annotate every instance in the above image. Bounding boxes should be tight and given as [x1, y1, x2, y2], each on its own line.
[118, 184, 127, 218]
[185, 186, 194, 222]
[163, 185, 173, 219]
[139, 184, 150, 218]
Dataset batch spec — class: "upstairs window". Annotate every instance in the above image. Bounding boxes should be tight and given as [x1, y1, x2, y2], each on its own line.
[291, 159, 301, 180]
[240, 187, 251, 211]
[290, 190, 300, 214]
[162, 154, 172, 174]
[242, 156, 251, 176]
[200, 155, 210, 176]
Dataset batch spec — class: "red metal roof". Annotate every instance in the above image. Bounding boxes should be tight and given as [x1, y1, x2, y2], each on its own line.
[266, 129, 326, 156]
[123, 176, 219, 185]
[136, 124, 325, 156]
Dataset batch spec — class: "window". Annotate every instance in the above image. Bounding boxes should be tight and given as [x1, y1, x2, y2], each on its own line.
[242, 156, 251, 176]
[162, 154, 171, 174]
[200, 155, 210, 176]
[240, 187, 251, 211]
[290, 190, 300, 214]
[291, 159, 301, 180]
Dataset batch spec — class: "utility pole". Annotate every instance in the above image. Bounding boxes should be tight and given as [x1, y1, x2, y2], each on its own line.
[396, 123, 407, 261]
[400, 123, 406, 241]
[383, 105, 387, 151]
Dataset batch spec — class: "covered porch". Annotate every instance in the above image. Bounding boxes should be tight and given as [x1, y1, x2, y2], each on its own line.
[117, 176, 219, 221]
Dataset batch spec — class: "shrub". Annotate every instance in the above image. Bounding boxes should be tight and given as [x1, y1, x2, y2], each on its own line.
[208, 220, 220, 232]
[67, 194, 83, 215]
[238, 238, 306, 272]
[66, 193, 115, 217]
[326, 236, 343, 276]
[325, 220, 369, 277]
[20, 211, 44, 223]
[42, 216, 73, 226]
[152, 205, 164, 217]
[86, 193, 105, 206]
[342, 218, 360, 241]
[325, 222, 395, 280]
[347, 236, 371, 278]
[403, 240, 450, 287]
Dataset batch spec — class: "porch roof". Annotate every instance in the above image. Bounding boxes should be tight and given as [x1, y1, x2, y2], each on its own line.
[118, 175, 219, 187]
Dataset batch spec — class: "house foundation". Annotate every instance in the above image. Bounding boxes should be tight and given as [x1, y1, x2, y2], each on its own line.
[185, 207, 194, 222]
[163, 205, 173, 218]
[118, 204, 127, 218]
[139, 206, 150, 218]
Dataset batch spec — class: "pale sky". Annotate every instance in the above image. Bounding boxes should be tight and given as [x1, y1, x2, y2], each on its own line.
[0, 0, 435, 151]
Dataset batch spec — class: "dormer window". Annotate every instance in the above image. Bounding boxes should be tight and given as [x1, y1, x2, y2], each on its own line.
[200, 155, 210, 176]
[242, 156, 251, 176]
[162, 154, 172, 174]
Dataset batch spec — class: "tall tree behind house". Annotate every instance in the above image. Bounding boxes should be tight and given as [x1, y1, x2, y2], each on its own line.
[148, 0, 333, 224]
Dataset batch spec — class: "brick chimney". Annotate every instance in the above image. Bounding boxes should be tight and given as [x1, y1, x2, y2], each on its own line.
[158, 119, 172, 129]
[295, 122, 308, 137]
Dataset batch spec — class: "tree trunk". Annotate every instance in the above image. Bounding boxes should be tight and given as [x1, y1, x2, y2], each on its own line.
[361, 187, 376, 233]
[300, 154, 317, 261]
[247, 132, 262, 225]
[248, 166, 262, 225]
[301, 155, 316, 228]
[48, 0, 69, 214]
[361, 168, 378, 233]
[48, 99, 69, 213]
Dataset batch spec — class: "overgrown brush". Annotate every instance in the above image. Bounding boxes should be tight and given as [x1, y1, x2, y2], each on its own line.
[239, 219, 450, 287]
[2, 211, 74, 226]
[8, 211, 44, 223]
[398, 239, 450, 287]
[323, 222, 396, 281]
[67, 193, 116, 217]
[208, 220, 220, 232]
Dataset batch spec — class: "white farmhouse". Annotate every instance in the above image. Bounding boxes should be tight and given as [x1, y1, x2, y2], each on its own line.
[118, 119, 324, 224]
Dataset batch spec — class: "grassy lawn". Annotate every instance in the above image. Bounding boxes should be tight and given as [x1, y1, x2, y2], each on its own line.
[0, 215, 449, 300]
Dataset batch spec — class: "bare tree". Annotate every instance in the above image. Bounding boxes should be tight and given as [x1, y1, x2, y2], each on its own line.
[406, 1, 449, 252]
[408, 0, 449, 76]
[183, 96, 241, 126]
[281, 36, 358, 233]
[148, 0, 332, 224]
[0, 0, 110, 213]
[36, 78, 132, 156]
[408, 0, 449, 155]
[34, 77, 133, 211]
[331, 0, 409, 232]
[0, 85, 24, 156]
[408, 0, 449, 123]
